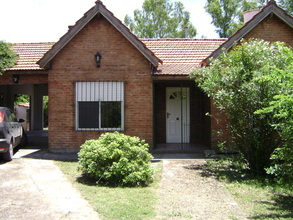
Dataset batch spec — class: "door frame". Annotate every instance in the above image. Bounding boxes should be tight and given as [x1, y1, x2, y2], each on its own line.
[166, 87, 190, 143]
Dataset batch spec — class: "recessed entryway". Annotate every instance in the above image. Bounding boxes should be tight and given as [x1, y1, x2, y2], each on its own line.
[166, 87, 190, 143]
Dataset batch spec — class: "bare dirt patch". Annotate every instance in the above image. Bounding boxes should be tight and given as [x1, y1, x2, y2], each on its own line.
[156, 159, 247, 220]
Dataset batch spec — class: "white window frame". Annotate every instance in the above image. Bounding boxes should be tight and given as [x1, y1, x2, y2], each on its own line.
[75, 82, 124, 131]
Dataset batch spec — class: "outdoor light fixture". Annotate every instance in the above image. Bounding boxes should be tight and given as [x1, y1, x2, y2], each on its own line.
[94, 52, 102, 68]
[12, 75, 20, 83]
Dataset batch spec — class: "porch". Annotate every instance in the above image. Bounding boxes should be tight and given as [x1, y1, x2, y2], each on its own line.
[153, 80, 211, 153]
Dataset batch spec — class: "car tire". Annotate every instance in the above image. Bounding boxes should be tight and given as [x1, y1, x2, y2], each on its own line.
[3, 143, 13, 161]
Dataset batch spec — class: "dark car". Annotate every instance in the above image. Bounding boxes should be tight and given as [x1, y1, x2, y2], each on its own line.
[0, 107, 25, 161]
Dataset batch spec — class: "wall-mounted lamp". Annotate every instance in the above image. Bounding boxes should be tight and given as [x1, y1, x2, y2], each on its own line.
[12, 75, 20, 83]
[94, 52, 102, 68]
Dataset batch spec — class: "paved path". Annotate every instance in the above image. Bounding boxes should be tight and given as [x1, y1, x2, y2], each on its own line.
[156, 160, 247, 220]
[1, 149, 246, 220]
[0, 150, 99, 220]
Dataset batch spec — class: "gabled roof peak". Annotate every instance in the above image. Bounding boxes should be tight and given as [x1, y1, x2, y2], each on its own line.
[203, 0, 293, 64]
[38, 1, 161, 68]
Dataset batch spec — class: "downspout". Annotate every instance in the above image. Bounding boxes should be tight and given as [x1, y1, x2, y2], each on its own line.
[180, 84, 183, 150]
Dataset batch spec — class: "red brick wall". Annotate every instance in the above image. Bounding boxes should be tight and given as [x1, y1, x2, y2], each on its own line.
[244, 15, 293, 47]
[210, 101, 231, 150]
[210, 14, 293, 150]
[0, 71, 48, 85]
[48, 16, 153, 150]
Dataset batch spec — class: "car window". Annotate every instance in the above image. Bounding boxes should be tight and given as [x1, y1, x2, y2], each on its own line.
[5, 109, 16, 122]
[9, 113, 17, 122]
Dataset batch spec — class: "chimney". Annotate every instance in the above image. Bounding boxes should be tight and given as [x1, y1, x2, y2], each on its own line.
[243, 9, 261, 23]
[184, 27, 189, 38]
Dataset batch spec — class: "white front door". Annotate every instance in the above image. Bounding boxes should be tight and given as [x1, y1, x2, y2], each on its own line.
[166, 87, 190, 143]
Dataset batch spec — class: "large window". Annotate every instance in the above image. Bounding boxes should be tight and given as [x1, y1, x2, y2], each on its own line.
[76, 82, 124, 130]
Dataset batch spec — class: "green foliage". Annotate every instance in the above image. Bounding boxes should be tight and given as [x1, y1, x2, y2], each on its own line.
[205, 0, 292, 38]
[255, 49, 293, 182]
[57, 161, 161, 220]
[0, 41, 18, 74]
[124, 0, 196, 38]
[191, 39, 292, 174]
[43, 96, 49, 128]
[205, 0, 262, 37]
[78, 132, 154, 186]
[14, 94, 30, 105]
[278, 0, 293, 15]
[265, 146, 293, 183]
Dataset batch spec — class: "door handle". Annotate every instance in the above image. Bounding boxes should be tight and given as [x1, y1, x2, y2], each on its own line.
[167, 112, 171, 118]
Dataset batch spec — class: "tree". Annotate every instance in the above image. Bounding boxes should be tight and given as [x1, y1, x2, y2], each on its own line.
[205, 0, 262, 38]
[190, 39, 292, 174]
[255, 49, 293, 181]
[205, 0, 293, 38]
[0, 41, 18, 74]
[124, 0, 196, 38]
[278, 0, 293, 15]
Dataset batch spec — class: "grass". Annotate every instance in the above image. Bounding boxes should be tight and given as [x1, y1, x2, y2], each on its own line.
[205, 156, 293, 219]
[55, 160, 162, 220]
[55, 156, 292, 219]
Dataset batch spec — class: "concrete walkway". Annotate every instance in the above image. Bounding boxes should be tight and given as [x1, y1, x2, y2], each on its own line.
[1, 149, 246, 220]
[0, 150, 99, 220]
[156, 160, 247, 220]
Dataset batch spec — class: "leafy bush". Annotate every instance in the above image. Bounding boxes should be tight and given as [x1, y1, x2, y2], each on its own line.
[256, 57, 293, 182]
[191, 39, 292, 174]
[78, 132, 154, 186]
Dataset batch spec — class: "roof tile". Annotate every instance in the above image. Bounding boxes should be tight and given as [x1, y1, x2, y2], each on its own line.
[8, 38, 226, 75]
[8, 43, 54, 71]
[142, 39, 226, 75]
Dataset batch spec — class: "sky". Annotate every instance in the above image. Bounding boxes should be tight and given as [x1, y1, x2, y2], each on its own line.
[0, 0, 218, 43]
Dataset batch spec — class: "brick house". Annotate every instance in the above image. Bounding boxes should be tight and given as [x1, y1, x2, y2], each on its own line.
[0, 0, 292, 153]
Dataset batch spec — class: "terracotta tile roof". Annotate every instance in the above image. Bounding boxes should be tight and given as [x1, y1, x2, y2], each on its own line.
[8, 42, 54, 71]
[8, 39, 226, 74]
[142, 39, 226, 75]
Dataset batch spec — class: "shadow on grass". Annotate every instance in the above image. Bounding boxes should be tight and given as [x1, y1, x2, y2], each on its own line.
[183, 156, 293, 219]
[76, 173, 152, 188]
[75, 161, 160, 188]
[76, 175, 98, 186]
[250, 194, 293, 219]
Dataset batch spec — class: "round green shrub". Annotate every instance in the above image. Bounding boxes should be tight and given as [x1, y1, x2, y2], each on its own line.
[78, 132, 154, 186]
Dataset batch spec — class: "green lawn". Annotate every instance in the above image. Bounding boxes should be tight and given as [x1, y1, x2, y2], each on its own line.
[226, 182, 293, 219]
[55, 158, 293, 220]
[206, 157, 293, 219]
[55, 161, 162, 220]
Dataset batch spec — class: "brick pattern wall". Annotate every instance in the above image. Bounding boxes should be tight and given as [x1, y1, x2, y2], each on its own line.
[210, 101, 231, 150]
[0, 72, 48, 85]
[48, 16, 153, 150]
[245, 15, 293, 47]
[210, 14, 293, 150]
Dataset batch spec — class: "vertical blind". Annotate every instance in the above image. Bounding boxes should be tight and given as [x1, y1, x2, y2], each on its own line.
[76, 82, 124, 102]
[76, 82, 124, 130]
